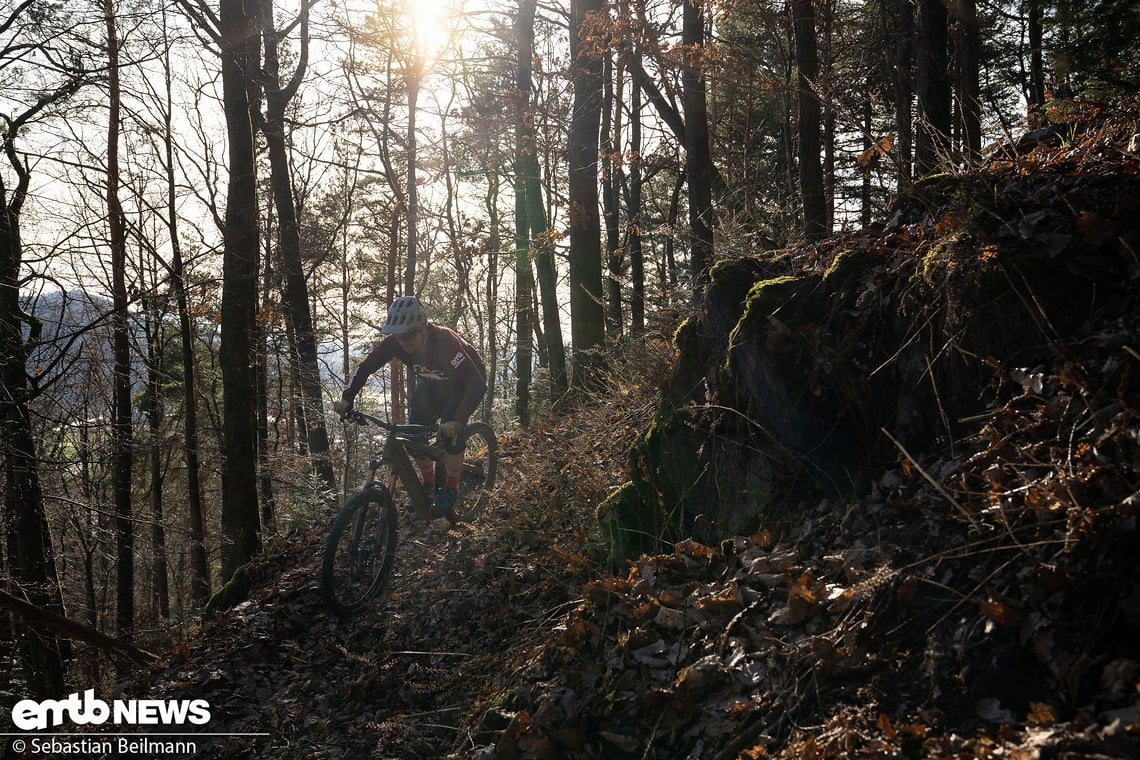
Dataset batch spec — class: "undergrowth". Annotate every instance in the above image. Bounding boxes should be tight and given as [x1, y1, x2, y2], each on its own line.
[495, 334, 677, 579]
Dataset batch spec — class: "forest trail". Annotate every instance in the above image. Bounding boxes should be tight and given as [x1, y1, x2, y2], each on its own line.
[133, 487, 584, 758]
[125, 384, 651, 759]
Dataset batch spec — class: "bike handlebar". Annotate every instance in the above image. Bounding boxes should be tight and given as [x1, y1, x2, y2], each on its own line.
[341, 409, 436, 437]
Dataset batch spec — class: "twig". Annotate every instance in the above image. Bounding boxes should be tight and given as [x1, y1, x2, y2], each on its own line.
[926, 353, 956, 458]
[712, 713, 784, 760]
[881, 428, 978, 528]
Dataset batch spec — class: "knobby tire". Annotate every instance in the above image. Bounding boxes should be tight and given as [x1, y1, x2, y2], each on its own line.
[320, 485, 397, 616]
[449, 421, 497, 523]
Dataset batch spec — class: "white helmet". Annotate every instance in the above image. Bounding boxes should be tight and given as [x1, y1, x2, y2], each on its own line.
[382, 295, 427, 335]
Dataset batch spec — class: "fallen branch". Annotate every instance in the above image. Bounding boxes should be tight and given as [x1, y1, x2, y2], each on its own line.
[0, 587, 160, 667]
[881, 427, 979, 528]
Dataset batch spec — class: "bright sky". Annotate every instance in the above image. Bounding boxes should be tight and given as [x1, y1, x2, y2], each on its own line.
[411, 0, 458, 61]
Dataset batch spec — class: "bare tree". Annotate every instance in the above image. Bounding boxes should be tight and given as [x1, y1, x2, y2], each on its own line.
[218, 0, 264, 579]
[258, 0, 336, 492]
[792, 0, 827, 239]
[103, 0, 135, 640]
[682, 0, 715, 285]
[916, 0, 951, 175]
[567, 0, 607, 387]
[158, 5, 211, 607]
[603, 51, 623, 338]
[0, 0, 86, 696]
[626, 48, 646, 334]
[515, 0, 567, 416]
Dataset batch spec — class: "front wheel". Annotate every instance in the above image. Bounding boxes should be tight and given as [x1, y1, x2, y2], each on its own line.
[321, 486, 397, 616]
[450, 422, 497, 522]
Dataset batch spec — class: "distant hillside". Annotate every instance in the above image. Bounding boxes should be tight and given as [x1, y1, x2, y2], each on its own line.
[21, 289, 146, 411]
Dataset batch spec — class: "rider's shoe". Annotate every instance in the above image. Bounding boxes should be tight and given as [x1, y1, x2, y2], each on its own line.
[406, 485, 439, 514]
[434, 486, 459, 518]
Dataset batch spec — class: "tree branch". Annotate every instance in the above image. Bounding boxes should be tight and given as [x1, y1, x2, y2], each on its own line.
[0, 587, 160, 667]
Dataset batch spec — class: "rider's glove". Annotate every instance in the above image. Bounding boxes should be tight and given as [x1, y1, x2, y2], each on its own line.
[438, 420, 463, 440]
[332, 398, 353, 418]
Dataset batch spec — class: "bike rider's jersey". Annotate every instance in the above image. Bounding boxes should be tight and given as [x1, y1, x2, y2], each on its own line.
[345, 324, 488, 424]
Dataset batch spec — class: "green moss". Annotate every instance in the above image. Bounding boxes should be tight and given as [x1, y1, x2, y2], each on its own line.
[708, 256, 768, 313]
[822, 248, 870, 290]
[919, 233, 986, 288]
[203, 563, 254, 617]
[732, 275, 802, 341]
[599, 404, 711, 563]
[598, 482, 657, 567]
[672, 316, 692, 348]
[919, 235, 1090, 339]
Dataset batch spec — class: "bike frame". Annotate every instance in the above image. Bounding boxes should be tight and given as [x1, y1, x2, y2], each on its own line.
[351, 410, 444, 521]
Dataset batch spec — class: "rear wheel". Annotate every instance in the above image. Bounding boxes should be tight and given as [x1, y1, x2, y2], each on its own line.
[321, 486, 397, 616]
[449, 422, 497, 522]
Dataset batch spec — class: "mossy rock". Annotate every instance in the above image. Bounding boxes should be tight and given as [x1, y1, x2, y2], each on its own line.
[823, 247, 873, 291]
[203, 563, 255, 617]
[598, 482, 660, 567]
[916, 234, 1095, 364]
[598, 405, 711, 563]
[600, 403, 780, 564]
[708, 256, 780, 319]
[729, 270, 811, 334]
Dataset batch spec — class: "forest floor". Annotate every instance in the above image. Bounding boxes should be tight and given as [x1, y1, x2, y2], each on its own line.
[123, 103, 1139, 759]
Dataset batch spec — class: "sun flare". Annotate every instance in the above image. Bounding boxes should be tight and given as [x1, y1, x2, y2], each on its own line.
[409, 0, 458, 58]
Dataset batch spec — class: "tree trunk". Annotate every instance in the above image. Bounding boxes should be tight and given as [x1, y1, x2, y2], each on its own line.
[406, 70, 420, 295]
[0, 114, 69, 702]
[257, 242, 276, 532]
[142, 292, 170, 622]
[259, 1, 335, 493]
[603, 52, 623, 339]
[386, 208, 406, 422]
[893, 0, 915, 189]
[861, 89, 873, 228]
[665, 169, 683, 291]
[915, 0, 951, 176]
[568, 0, 607, 388]
[105, 0, 134, 639]
[682, 0, 715, 286]
[160, 5, 210, 606]
[404, 68, 421, 401]
[792, 0, 827, 240]
[0, 589, 158, 668]
[628, 76, 645, 334]
[517, 0, 567, 399]
[513, 1, 534, 424]
[1027, 0, 1045, 122]
[513, 155, 533, 426]
[955, 0, 981, 161]
[820, 0, 836, 230]
[219, 0, 263, 581]
[483, 169, 499, 424]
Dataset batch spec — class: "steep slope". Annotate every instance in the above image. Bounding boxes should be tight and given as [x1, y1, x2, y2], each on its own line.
[117, 104, 1139, 760]
[496, 103, 1140, 758]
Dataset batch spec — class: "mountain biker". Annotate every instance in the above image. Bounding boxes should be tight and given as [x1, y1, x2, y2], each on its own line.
[332, 296, 487, 514]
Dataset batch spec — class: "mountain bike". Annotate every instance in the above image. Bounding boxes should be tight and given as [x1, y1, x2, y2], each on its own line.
[320, 409, 497, 616]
